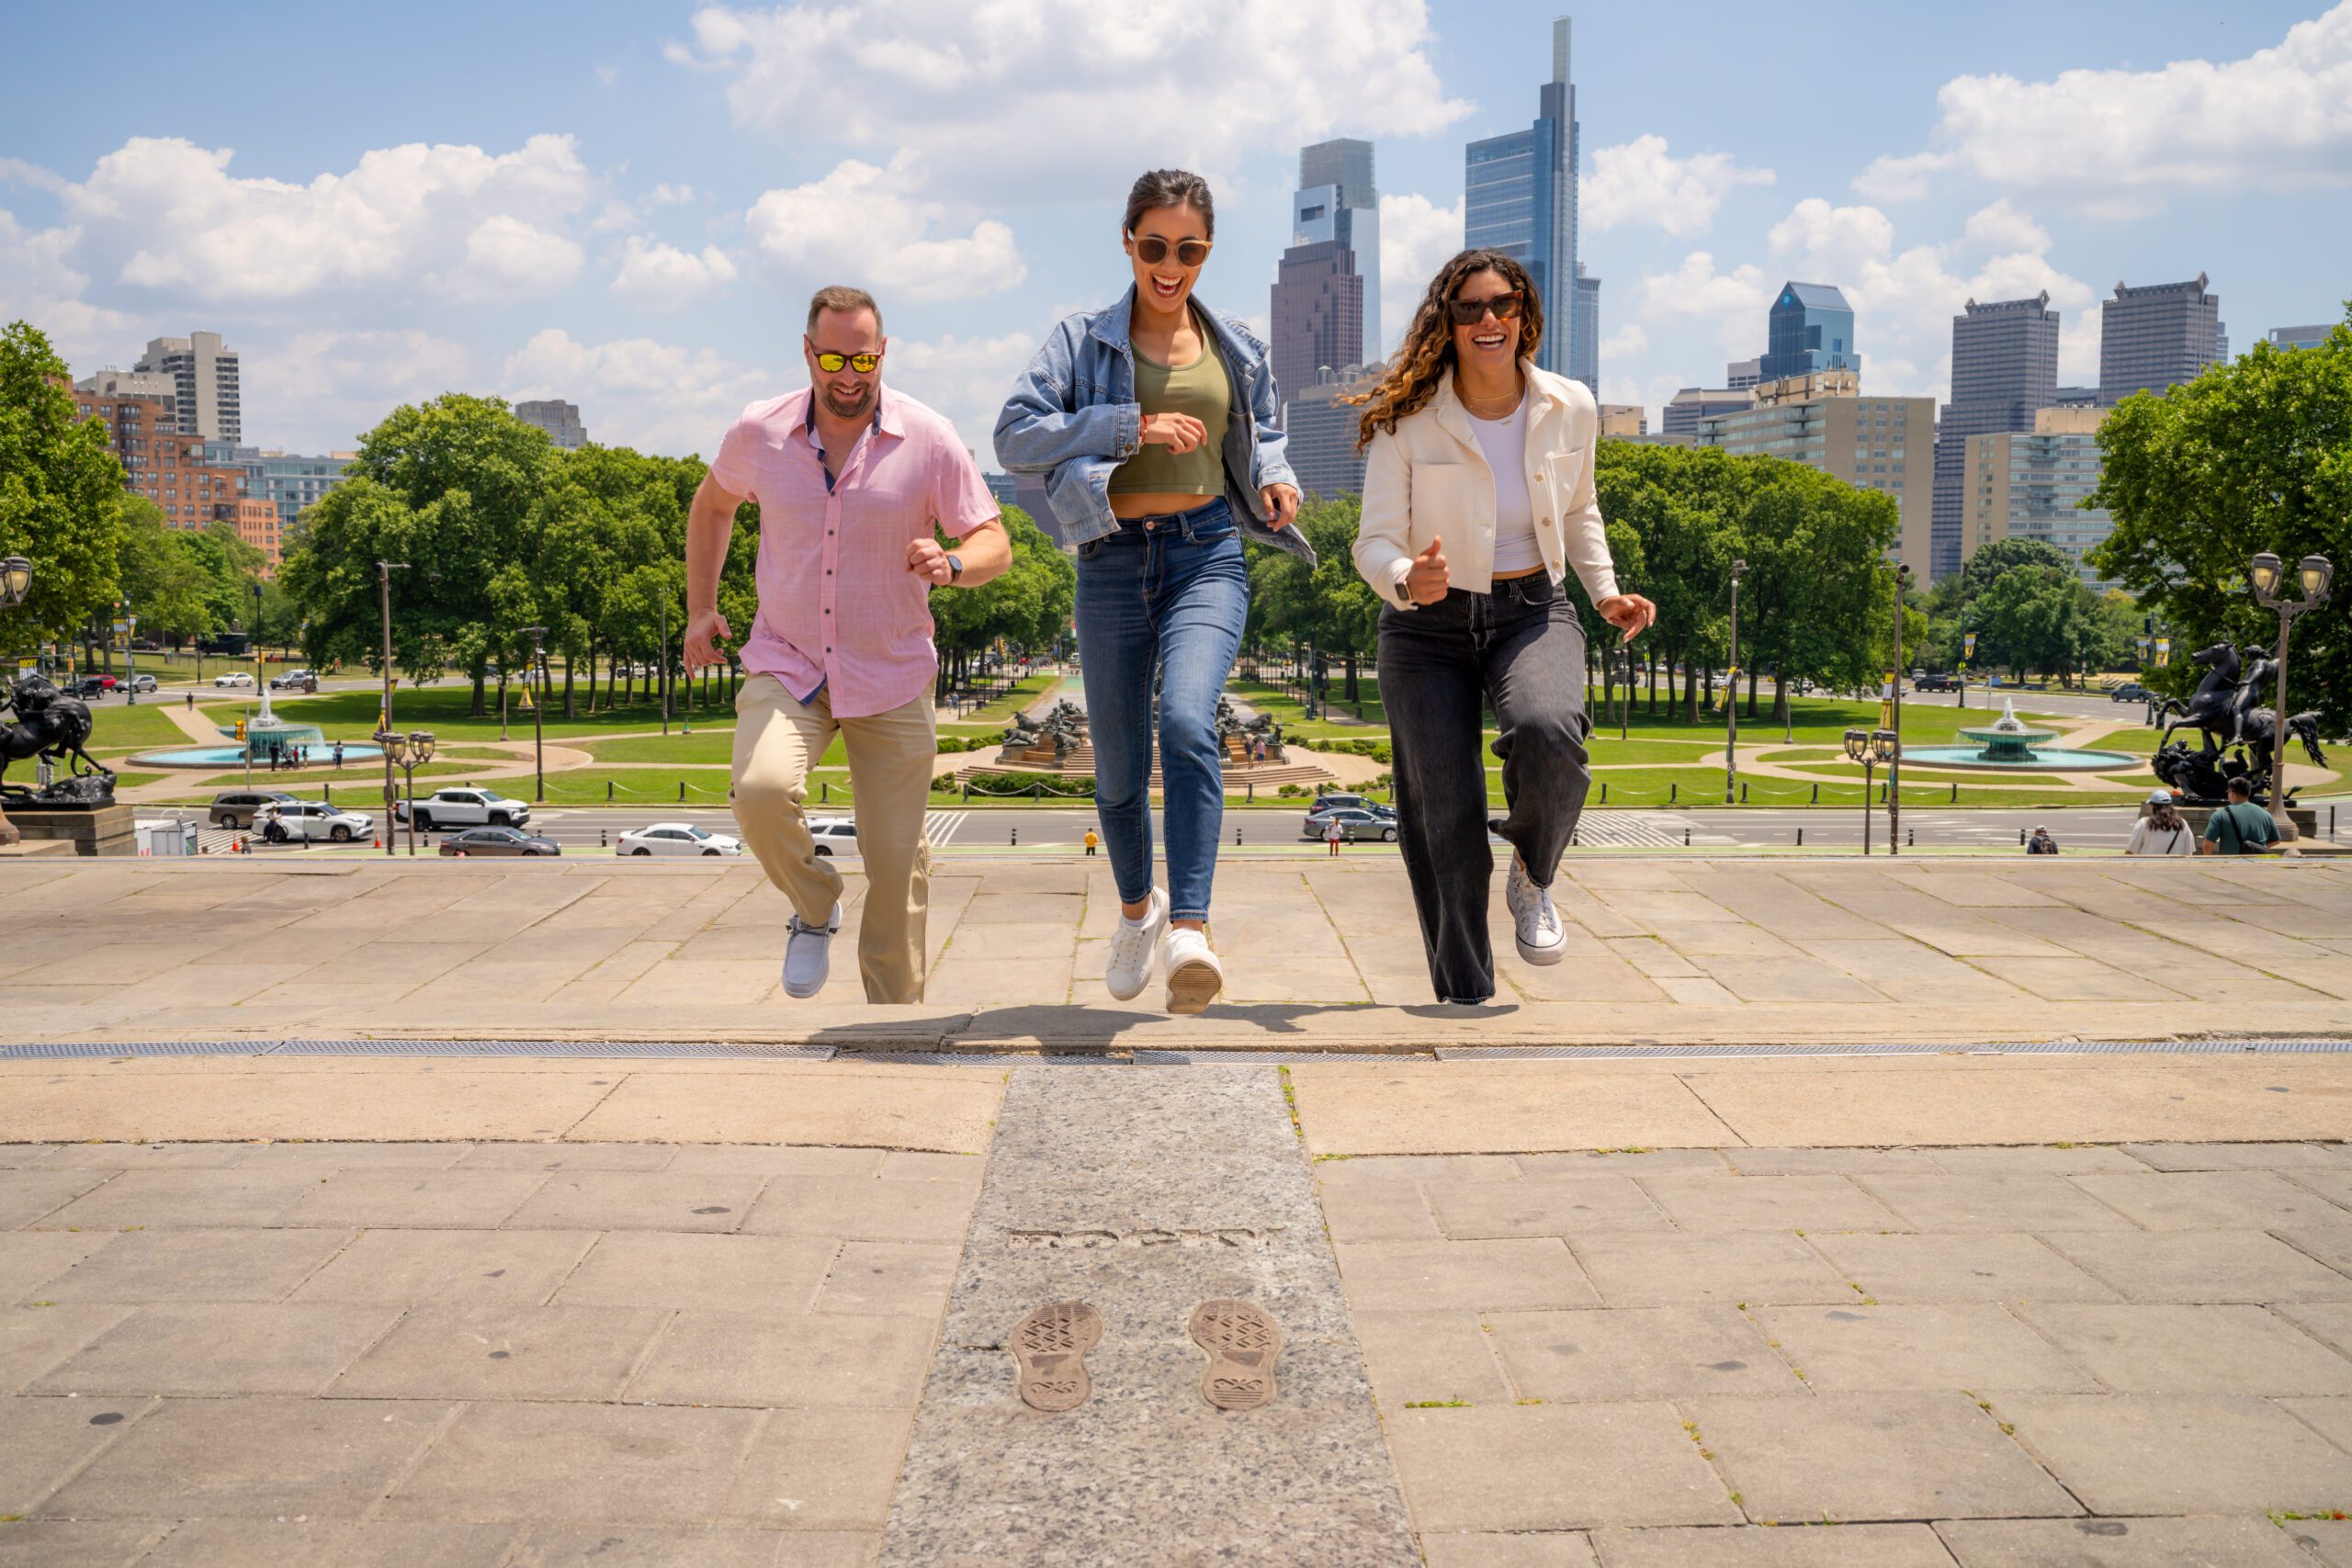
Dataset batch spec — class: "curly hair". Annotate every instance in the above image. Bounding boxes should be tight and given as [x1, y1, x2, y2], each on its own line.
[1349, 248, 1544, 449]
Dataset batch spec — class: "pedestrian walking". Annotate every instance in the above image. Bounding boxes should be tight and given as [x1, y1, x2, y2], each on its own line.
[687, 284, 1011, 1002]
[2125, 790, 2195, 857]
[1325, 817, 1344, 856]
[1349, 248, 1654, 1005]
[1083, 829, 1099, 857]
[332, 740, 345, 770]
[2201, 776, 2282, 855]
[996, 168, 1307, 1014]
[184, 690, 194, 711]
[2026, 826, 2060, 854]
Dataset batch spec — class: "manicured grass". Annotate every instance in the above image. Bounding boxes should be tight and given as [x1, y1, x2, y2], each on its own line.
[583, 732, 756, 765]
[141, 759, 481, 803]
[79, 701, 215, 752]
[952, 672, 1063, 724]
[271, 686, 740, 742]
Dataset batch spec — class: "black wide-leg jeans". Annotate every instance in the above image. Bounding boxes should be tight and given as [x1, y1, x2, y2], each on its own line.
[1377, 573, 1593, 1003]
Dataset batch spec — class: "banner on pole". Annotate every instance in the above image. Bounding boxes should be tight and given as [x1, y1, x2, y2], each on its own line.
[2154, 637, 2172, 667]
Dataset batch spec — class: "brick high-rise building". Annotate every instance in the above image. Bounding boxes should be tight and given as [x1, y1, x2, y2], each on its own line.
[132, 331, 242, 443]
[2098, 275, 2221, 404]
[1930, 293, 2061, 582]
[1295, 139, 1380, 364]
[515, 399, 587, 448]
[1660, 386, 1754, 438]
[1283, 366, 1380, 501]
[1696, 372, 1933, 577]
[1270, 241, 1364, 427]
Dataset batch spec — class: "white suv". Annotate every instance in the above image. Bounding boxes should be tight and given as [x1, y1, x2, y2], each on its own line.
[256, 800, 375, 844]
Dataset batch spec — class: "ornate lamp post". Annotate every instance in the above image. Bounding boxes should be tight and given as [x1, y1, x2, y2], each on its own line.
[518, 626, 548, 803]
[1724, 558, 1746, 806]
[1843, 728, 1898, 854]
[1889, 563, 1910, 857]
[0, 555, 31, 848]
[2248, 551, 2334, 841]
[375, 729, 436, 856]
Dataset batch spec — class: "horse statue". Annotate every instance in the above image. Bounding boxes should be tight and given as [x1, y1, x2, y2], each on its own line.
[0, 671, 117, 807]
[2152, 642, 2249, 752]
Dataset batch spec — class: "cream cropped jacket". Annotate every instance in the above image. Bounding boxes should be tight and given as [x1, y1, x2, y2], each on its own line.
[1351, 362, 1621, 610]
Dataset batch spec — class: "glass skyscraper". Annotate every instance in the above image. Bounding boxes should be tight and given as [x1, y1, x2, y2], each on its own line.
[1464, 17, 1583, 391]
[1758, 283, 1859, 382]
[1930, 293, 2060, 582]
[1292, 139, 1380, 365]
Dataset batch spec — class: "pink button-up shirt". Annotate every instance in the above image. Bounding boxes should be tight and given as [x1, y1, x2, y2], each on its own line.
[709, 386, 999, 718]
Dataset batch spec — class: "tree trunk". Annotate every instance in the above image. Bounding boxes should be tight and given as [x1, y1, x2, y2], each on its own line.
[470, 673, 487, 717]
[1772, 674, 1789, 728]
[1747, 665, 1761, 719]
[562, 660, 576, 719]
[1343, 652, 1360, 702]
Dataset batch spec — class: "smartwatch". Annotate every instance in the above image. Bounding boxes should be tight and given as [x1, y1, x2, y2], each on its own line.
[946, 553, 964, 583]
[1394, 570, 1416, 608]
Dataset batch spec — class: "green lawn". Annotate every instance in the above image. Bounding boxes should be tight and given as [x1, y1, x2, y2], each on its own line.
[271, 686, 736, 743]
[956, 671, 1063, 724]
[82, 701, 215, 753]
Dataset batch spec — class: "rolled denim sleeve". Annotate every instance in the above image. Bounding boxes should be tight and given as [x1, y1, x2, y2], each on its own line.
[994, 321, 1142, 475]
[1245, 347, 1297, 494]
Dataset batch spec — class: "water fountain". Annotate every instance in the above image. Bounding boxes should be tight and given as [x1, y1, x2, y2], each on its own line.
[1905, 697, 2137, 772]
[131, 682, 383, 770]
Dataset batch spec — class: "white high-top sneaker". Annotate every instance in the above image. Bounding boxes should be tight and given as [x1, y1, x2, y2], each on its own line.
[1104, 887, 1168, 1001]
[1505, 856, 1566, 966]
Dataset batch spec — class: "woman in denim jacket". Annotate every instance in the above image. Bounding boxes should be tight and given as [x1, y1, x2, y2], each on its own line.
[996, 168, 1311, 1015]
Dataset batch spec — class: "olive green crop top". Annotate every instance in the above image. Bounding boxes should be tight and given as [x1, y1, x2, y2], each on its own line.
[1110, 317, 1230, 495]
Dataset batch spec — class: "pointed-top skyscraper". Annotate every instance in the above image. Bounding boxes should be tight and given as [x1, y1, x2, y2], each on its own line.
[1464, 17, 1587, 395]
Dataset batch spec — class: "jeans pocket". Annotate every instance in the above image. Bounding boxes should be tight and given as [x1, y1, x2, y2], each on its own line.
[1077, 536, 1104, 562]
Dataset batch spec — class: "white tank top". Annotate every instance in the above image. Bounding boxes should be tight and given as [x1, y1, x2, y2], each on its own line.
[1468, 395, 1542, 575]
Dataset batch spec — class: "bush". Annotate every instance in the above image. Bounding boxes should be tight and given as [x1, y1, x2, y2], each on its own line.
[1276, 783, 1309, 797]
[962, 771, 1095, 798]
[932, 773, 957, 793]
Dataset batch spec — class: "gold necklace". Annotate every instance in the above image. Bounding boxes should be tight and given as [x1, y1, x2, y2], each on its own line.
[1459, 383, 1521, 417]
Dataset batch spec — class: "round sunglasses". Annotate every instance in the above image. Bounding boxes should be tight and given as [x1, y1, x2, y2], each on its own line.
[1448, 291, 1525, 326]
[812, 351, 882, 374]
[1127, 231, 1213, 268]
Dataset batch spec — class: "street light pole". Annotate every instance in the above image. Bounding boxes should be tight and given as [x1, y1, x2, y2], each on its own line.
[1724, 558, 1745, 806]
[1889, 564, 1910, 857]
[519, 626, 548, 803]
[124, 597, 137, 705]
[2248, 552, 2335, 844]
[377, 560, 407, 856]
[1843, 728, 1874, 855]
[0, 555, 34, 850]
[660, 593, 670, 738]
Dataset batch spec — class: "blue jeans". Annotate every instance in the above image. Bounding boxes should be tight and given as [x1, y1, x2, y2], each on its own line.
[1074, 498, 1249, 923]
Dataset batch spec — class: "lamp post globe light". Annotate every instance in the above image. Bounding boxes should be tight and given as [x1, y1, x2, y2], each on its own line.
[2248, 551, 2335, 842]
[1841, 728, 1876, 855]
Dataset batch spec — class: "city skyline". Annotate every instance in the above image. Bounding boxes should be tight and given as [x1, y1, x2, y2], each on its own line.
[5, 1, 2347, 463]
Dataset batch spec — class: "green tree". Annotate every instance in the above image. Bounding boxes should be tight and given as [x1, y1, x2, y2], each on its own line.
[0, 321, 123, 659]
[114, 499, 216, 648]
[933, 506, 1074, 697]
[2088, 306, 2351, 728]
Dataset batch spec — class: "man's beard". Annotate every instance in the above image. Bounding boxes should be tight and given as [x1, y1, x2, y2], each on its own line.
[822, 381, 876, 420]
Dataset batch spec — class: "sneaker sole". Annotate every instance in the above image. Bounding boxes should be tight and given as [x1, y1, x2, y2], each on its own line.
[1011, 1300, 1103, 1413]
[1188, 1297, 1281, 1412]
[1165, 955, 1223, 1015]
[1514, 932, 1567, 967]
[1103, 957, 1157, 1003]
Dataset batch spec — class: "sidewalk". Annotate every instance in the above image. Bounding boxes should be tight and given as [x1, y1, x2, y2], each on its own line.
[3, 854, 2346, 1048]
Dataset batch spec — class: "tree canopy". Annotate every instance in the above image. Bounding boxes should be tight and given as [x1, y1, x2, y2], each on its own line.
[2087, 305, 2351, 728]
[0, 321, 125, 652]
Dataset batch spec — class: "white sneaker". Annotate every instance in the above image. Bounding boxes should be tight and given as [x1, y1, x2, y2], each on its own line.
[1105, 887, 1168, 1001]
[783, 900, 842, 998]
[1163, 925, 1225, 1014]
[1506, 856, 1566, 966]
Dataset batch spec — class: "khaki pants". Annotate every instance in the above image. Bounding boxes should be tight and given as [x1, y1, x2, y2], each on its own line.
[730, 673, 935, 1003]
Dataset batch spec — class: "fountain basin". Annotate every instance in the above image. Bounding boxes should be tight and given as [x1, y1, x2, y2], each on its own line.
[132, 741, 385, 769]
[1902, 744, 2139, 772]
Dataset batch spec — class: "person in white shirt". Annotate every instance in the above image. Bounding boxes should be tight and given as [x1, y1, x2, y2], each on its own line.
[2125, 789, 2197, 856]
[1348, 248, 1656, 1005]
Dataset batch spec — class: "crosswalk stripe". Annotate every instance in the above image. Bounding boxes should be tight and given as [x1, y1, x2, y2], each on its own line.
[925, 811, 968, 845]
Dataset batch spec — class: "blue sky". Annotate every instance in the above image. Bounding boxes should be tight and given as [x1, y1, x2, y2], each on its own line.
[5, 0, 2346, 460]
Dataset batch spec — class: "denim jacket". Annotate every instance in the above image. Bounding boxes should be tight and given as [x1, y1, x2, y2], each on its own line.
[993, 287, 1315, 563]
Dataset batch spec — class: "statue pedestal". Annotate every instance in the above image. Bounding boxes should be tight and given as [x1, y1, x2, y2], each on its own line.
[6, 803, 137, 857]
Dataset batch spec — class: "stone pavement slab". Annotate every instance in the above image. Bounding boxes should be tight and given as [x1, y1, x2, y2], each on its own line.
[1386, 1404, 1740, 1531]
[1992, 1393, 2352, 1514]
[1932, 1515, 2318, 1566]
[1593, 1523, 1961, 1565]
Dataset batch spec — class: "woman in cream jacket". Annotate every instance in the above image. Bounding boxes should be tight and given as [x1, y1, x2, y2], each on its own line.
[1351, 247, 1655, 1005]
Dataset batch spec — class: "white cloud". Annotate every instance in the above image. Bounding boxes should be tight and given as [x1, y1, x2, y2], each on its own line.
[589, 199, 639, 234]
[503, 327, 775, 457]
[0, 207, 133, 364]
[446, 215, 584, 301]
[1583, 135, 1774, 238]
[1599, 323, 1648, 361]
[673, 0, 1467, 199]
[1871, 3, 2352, 209]
[1376, 191, 1464, 345]
[1634, 251, 1775, 356]
[595, 63, 619, 87]
[889, 331, 1040, 457]
[1850, 152, 1954, 203]
[51, 133, 594, 302]
[648, 182, 697, 206]
[746, 152, 1023, 302]
[261, 327, 477, 449]
[611, 236, 740, 310]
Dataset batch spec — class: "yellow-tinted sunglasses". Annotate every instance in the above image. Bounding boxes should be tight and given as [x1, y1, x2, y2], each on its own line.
[814, 351, 882, 374]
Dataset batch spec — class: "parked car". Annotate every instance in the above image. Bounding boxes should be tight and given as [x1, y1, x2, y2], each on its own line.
[125, 672, 158, 694]
[1911, 672, 1959, 693]
[615, 822, 746, 857]
[393, 787, 530, 830]
[209, 789, 299, 829]
[74, 676, 110, 698]
[1302, 807, 1396, 843]
[268, 669, 319, 691]
[213, 671, 255, 688]
[439, 825, 561, 857]
[808, 818, 858, 856]
[2110, 682, 2151, 703]
[255, 800, 374, 844]
[1306, 794, 1396, 822]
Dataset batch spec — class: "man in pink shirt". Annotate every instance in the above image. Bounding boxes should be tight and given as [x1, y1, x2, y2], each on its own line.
[684, 285, 1008, 1002]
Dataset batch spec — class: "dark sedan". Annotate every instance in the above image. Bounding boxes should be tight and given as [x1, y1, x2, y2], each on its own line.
[437, 826, 562, 858]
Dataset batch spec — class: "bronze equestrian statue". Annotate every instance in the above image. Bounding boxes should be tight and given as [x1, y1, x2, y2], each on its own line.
[0, 671, 116, 808]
